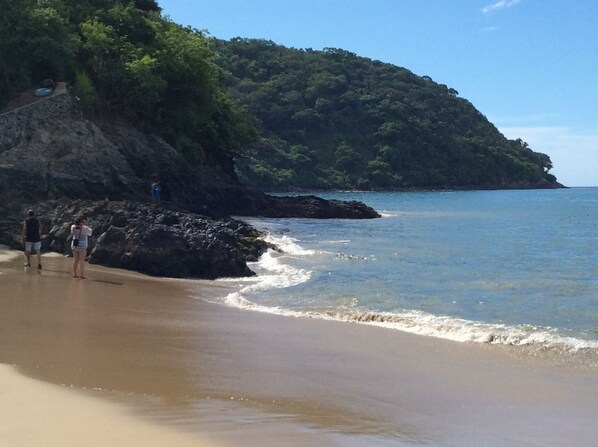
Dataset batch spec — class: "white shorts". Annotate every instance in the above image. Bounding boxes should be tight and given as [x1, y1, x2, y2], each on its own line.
[25, 241, 41, 253]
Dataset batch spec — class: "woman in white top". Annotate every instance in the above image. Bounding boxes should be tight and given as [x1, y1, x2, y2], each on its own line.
[71, 217, 92, 279]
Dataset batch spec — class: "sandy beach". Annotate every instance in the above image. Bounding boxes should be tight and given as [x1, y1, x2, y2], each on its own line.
[2, 246, 598, 447]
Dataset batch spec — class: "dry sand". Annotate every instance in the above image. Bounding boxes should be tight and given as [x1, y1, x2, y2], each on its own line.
[2, 246, 598, 446]
[0, 364, 221, 447]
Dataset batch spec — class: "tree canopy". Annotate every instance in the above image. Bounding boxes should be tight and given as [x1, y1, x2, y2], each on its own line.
[0, 0, 256, 165]
[213, 38, 559, 190]
[0, 2, 559, 190]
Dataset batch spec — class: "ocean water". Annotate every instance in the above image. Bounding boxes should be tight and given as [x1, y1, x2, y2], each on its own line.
[221, 188, 598, 358]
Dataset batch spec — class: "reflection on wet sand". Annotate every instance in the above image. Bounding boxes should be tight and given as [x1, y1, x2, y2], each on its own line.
[2, 250, 598, 447]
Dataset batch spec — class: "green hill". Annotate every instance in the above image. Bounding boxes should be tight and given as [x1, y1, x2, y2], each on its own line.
[0, 1, 561, 191]
[0, 0, 255, 172]
[213, 38, 560, 190]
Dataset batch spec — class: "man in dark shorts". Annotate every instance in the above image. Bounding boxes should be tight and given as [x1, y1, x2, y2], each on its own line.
[21, 209, 42, 269]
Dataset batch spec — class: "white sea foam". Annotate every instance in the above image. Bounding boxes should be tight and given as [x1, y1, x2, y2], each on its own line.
[224, 258, 311, 307]
[216, 276, 261, 283]
[223, 232, 314, 309]
[331, 309, 598, 352]
[262, 233, 315, 256]
[220, 230, 598, 356]
[223, 297, 598, 353]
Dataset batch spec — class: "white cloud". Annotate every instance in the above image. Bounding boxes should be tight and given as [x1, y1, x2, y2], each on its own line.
[499, 126, 598, 187]
[482, 0, 521, 14]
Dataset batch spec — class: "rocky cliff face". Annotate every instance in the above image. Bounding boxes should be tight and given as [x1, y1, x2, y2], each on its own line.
[0, 86, 379, 218]
[0, 86, 218, 207]
[0, 86, 379, 278]
[0, 85, 144, 201]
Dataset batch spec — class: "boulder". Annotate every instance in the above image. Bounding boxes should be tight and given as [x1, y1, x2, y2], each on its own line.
[260, 195, 380, 219]
[34, 200, 270, 279]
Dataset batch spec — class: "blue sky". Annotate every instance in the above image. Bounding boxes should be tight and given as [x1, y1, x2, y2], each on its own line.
[159, 0, 598, 186]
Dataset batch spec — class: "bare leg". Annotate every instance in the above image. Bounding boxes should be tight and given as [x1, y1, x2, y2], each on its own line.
[79, 252, 86, 278]
[36, 251, 42, 269]
[72, 252, 79, 277]
[24, 250, 31, 266]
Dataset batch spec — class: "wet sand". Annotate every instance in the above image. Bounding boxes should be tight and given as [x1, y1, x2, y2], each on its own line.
[2, 247, 598, 446]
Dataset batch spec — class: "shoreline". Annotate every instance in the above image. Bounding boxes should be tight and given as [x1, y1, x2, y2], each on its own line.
[2, 247, 598, 446]
[223, 287, 598, 361]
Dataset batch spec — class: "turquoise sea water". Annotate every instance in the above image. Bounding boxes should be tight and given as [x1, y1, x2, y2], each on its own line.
[222, 188, 598, 357]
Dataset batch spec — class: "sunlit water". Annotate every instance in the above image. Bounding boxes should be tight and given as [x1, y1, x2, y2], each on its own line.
[219, 188, 598, 358]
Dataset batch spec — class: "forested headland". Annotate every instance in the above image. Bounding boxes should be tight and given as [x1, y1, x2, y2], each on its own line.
[214, 39, 560, 190]
[0, 0, 561, 192]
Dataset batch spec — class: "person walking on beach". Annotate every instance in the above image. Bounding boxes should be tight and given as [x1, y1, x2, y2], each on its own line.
[71, 217, 92, 279]
[21, 209, 42, 269]
[46, 162, 57, 199]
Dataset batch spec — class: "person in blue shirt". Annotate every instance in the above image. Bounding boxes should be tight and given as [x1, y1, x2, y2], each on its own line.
[151, 180, 161, 205]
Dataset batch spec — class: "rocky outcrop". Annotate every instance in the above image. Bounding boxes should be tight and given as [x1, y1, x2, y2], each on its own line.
[0, 86, 380, 279]
[227, 194, 381, 219]
[27, 200, 271, 279]
[1, 196, 379, 279]
[0, 86, 380, 219]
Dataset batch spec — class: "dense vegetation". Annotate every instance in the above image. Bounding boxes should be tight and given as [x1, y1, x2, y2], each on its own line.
[0, 1, 558, 190]
[214, 38, 558, 190]
[0, 0, 256, 165]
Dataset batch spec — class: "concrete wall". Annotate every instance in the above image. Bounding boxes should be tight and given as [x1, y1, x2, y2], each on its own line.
[0, 84, 77, 155]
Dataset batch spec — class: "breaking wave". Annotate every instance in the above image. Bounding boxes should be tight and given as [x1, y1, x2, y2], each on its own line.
[330, 309, 598, 352]
[222, 232, 313, 309]
[220, 231, 598, 357]
[224, 297, 598, 354]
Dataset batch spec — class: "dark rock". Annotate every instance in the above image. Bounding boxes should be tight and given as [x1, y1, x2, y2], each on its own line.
[0, 87, 380, 279]
[262, 195, 380, 219]
[0, 88, 380, 219]
[31, 200, 270, 279]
